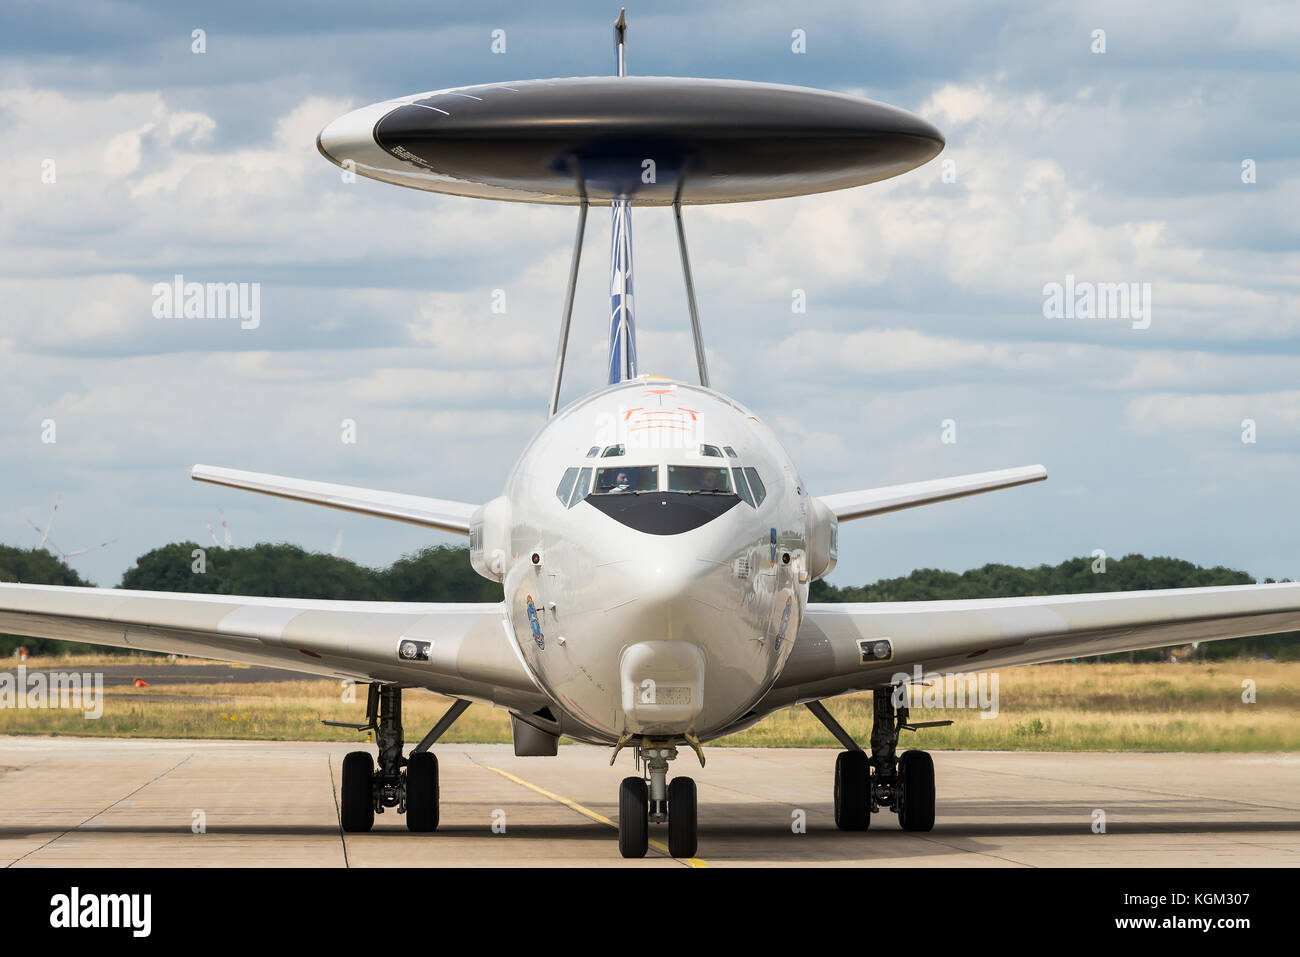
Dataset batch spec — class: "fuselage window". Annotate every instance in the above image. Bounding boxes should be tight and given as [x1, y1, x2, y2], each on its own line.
[743, 467, 766, 506]
[723, 446, 738, 458]
[700, 445, 723, 458]
[734, 468, 756, 507]
[592, 465, 658, 494]
[601, 444, 626, 457]
[568, 467, 592, 507]
[668, 465, 733, 494]
[555, 467, 579, 506]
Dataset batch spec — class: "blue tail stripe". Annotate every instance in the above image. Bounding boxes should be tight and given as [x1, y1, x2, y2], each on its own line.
[607, 200, 637, 383]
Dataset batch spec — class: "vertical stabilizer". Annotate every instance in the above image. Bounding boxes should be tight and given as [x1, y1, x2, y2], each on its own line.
[607, 9, 638, 385]
[608, 199, 637, 383]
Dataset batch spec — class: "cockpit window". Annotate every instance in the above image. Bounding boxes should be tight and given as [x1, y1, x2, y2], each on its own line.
[700, 445, 723, 458]
[585, 446, 599, 458]
[569, 467, 592, 506]
[555, 467, 579, 506]
[734, 468, 756, 507]
[592, 465, 658, 494]
[668, 465, 733, 494]
[742, 467, 767, 506]
[601, 444, 626, 458]
[723, 446, 738, 458]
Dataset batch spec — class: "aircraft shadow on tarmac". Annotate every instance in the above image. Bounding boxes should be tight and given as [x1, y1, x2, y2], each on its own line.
[5, 810, 1298, 864]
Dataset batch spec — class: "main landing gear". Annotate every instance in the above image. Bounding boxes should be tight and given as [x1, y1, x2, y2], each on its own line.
[617, 741, 700, 859]
[330, 683, 469, 833]
[809, 684, 949, 832]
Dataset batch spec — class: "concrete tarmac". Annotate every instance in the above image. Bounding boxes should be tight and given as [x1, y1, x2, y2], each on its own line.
[1, 737, 1297, 867]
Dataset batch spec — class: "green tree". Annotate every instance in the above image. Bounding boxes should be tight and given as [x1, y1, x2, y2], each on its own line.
[382, 546, 503, 603]
[121, 542, 387, 600]
[0, 545, 95, 655]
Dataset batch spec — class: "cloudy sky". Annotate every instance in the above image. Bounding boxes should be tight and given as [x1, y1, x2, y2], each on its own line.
[1, 0, 1298, 589]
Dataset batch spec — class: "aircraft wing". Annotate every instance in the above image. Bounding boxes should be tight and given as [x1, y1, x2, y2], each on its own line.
[819, 465, 1047, 522]
[191, 465, 476, 536]
[0, 583, 547, 712]
[759, 582, 1300, 711]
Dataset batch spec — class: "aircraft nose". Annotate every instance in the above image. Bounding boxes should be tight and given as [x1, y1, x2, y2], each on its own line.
[605, 555, 743, 735]
[626, 557, 697, 609]
[600, 536, 757, 641]
[610, 555, 732, 639]
[604, 559, 709, 734]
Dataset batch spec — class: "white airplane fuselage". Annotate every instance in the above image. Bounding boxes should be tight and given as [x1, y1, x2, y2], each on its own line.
[470, 377, 838, 746]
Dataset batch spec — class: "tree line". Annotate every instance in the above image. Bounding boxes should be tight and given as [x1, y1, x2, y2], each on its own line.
[1, 543, 1295, 659]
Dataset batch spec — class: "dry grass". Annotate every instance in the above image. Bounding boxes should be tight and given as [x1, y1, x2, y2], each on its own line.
[1, 661, 1296, 751]
[724, 661, 1300, 751]
[0, 680, 516, 744]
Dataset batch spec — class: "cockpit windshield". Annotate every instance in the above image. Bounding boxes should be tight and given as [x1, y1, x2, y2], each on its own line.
[667, 465, 733, 494]
[592, 465, 659, 494]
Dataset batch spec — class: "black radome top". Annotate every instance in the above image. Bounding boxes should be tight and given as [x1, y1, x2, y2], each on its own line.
[316, 76, 944, 205]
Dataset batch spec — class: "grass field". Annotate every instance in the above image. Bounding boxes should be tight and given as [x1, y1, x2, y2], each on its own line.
[1, 658, 1297, 751]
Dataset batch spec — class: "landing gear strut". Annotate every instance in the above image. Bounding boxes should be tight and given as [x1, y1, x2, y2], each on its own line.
[618, 741, 699, 859]
[333, 683, 465, 833]
[809, 685, 947, 832]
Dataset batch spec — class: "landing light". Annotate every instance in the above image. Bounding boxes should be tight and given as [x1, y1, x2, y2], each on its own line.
[858, 639, 893, 663]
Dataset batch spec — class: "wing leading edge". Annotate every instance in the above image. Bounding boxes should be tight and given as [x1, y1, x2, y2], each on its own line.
[0, 582, 545, 712]
[760, 581, 1300, 712]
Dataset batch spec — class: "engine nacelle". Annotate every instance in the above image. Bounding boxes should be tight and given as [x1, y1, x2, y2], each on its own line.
[806, 495, 838, 581]
[469, 495, 512, 582]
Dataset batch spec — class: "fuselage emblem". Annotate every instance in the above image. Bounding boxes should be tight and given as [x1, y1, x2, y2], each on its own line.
[526, 594, 544, 649]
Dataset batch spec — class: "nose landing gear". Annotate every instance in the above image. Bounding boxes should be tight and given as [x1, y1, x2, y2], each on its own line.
[810, 684, 948, 832]
[617, 741, 699, 859]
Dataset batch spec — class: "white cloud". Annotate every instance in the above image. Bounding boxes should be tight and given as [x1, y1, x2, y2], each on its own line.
[1126, 392, 1300, 435]
[3, 8, 1299, 589]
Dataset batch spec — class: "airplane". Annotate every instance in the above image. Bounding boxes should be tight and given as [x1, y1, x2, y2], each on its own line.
[4, 12, 1300, 860]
